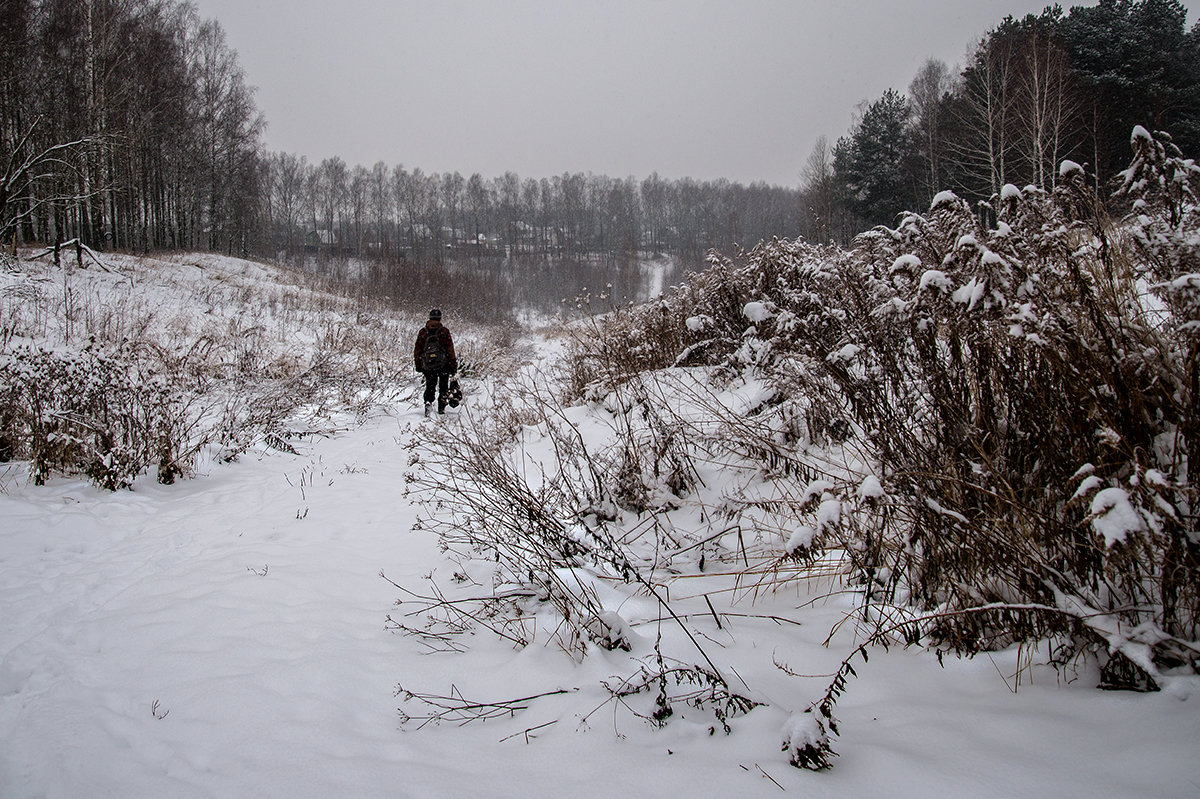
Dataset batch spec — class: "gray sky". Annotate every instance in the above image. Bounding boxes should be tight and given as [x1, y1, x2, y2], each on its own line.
[190, 0, 1197, 187]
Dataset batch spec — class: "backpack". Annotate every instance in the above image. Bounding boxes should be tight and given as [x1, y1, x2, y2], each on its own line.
[423, 330, 448, 373]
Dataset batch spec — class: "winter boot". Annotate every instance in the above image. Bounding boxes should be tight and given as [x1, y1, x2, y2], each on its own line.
[437, 399, 447, 415]
[424, 402, 433, 417]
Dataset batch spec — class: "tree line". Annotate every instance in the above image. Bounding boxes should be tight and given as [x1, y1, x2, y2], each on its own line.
[0, 0, 807, 268]
[1, 0, 263, 255]
[4, 0, 1199, 268]
[822, 0, 1200, 231]
[262, 156, 806, 266]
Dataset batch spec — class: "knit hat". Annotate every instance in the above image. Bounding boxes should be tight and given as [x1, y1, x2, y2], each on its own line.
[429, 309, 442, 320]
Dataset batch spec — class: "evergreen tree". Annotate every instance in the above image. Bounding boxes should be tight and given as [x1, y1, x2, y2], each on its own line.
[1059, 0, 1200, 186]
[833, 89, 916, 228]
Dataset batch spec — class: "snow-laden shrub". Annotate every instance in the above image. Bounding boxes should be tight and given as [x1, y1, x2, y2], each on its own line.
[560, 242, 835, 400]
[552, 129, 1199, 768]
[398, 367, 763, 738]
[781, 709, 834, 770]
[0, 336, 193, 487]
[578, 134, 1199, 692]
[561, 295, 688, 399]
[403, 368, 703, 650]
[829, 141, 1199, 687]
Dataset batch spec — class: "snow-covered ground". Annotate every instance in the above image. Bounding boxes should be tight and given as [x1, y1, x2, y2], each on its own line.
[1, 251, 1198, 798]
[1, 407, 1197, 797]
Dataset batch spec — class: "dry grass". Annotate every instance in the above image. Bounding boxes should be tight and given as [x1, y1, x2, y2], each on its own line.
[0, 251, 430, 487]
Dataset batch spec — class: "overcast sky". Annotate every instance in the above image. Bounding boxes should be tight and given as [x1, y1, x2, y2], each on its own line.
[189, 0, 1197, 187]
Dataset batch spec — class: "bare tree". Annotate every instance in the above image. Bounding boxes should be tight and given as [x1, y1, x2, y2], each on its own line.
[391, 164, 419, 255]
[1009, 22, 1081, 189]
[440, 171, 464, 251]
[946, 13, 1086, 200]
[800, 136, 838, 242]
[349, 164, 368, 255]
[908, 58, 952, 205]
[466, 171, 490, 262]
[190, 17, 264, 252]
[493, 171, 520, 254]
[0, 119, 101, 247]
[949, 32, 1018, 198]
[369, 160, 390, 255]
[316, 156, 347, 248]
[640, 172, 668, 255]
[269, 152, 306, 253]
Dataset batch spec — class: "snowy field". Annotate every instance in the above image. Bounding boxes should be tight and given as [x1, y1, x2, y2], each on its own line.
[1, 252, 1198, 798]
[2, 410, 1198, 798]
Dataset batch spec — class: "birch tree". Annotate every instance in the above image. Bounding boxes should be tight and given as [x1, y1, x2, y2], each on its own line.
[908, 59, 952, 205]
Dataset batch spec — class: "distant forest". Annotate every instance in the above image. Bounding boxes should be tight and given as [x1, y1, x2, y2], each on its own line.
[2, 0, 1199, 271]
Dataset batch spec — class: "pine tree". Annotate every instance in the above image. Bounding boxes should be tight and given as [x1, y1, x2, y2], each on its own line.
[833, 89, 915, 228]
[1059, 0, 1200, 186]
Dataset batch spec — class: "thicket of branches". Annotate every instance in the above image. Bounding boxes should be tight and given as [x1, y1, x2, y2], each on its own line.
[411, 128, 1198, 769]
[0, 332, 203, 488]
[1, 0, 263, 254]
[398, 362, 773, 738]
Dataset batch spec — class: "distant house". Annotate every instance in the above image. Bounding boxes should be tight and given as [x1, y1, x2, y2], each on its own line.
[304, 229, 335, 251]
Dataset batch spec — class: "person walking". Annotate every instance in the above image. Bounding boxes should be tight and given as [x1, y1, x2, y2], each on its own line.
[414, 308, 457, 416]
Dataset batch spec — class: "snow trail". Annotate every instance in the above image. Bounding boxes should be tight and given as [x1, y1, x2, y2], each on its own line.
[0, 410, 432, 797]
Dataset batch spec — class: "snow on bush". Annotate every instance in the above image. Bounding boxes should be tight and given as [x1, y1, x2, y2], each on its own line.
[951, 276, 987, 309]
[1059, 159, 1084, 179]
[930, 190, 960, 211]
[785, 524, 818, 555]
[781, 710, 833, 770]
[857, 475, 884, 500]
[396, 127, 1200, 774]
[918, 269, 954, 293]
[1089, 487, 1146, 546]
[827, 343, 861, 363]
[743, 301, 774, 323]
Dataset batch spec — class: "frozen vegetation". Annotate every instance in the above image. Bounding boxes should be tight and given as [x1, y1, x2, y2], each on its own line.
[1, 130, 1199, 796]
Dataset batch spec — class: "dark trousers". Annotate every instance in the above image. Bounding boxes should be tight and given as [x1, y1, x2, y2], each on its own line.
[423, 371, 449, 406]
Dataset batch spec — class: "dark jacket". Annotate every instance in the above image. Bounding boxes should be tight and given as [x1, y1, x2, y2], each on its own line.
[414, 320, 457, 373]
